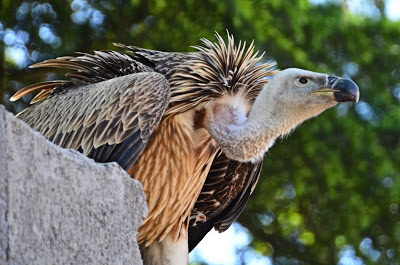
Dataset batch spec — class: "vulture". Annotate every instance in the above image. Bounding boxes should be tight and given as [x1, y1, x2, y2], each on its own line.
[11, 33, 359, 265]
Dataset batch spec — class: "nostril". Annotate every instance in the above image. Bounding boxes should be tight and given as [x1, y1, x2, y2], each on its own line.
[327, 76, 339, 87]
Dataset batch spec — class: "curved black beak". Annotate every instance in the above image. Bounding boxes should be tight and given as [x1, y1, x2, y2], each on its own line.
[328, 76, 360, 103]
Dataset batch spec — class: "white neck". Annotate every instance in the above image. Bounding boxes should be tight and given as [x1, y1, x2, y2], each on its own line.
[206, 82, 321, 163]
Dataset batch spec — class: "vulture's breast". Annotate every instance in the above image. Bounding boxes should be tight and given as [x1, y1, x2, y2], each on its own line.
[127, 108, 218, 245]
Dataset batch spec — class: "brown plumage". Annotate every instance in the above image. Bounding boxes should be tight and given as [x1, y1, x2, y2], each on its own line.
[12, 33, 276, 263]
[11, 32, 359, 265]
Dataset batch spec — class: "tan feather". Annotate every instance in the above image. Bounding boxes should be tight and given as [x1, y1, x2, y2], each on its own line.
[10, 81, 67, 101]
[30, 89, 53, 104]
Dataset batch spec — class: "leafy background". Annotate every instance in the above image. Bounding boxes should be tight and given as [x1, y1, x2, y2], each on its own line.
[1, 0, 399, 264]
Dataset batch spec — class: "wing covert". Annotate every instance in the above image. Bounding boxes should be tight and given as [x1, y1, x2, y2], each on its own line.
[17, 72, 170, 170]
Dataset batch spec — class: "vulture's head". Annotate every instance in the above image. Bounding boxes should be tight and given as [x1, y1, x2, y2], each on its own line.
[254, 68, 360, 133]
[267, 68, 359, 107]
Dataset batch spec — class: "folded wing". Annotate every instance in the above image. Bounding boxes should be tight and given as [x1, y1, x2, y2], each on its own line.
[17, 72, 171, 171]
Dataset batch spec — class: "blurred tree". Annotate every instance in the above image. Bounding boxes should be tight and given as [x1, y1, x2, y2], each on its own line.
[1, 0, 399, 264]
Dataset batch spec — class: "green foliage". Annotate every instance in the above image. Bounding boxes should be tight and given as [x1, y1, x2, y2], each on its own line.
[1, 0, 399, 264]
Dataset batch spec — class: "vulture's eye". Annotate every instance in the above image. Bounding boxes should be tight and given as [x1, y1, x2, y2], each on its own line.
[296, 77, 310, 87]
[299, 77, 308, 84]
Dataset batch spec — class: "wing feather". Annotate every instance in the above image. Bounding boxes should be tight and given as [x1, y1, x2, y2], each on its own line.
[11, 50, 155, 104]
[17, 72, 170, 171]
[188, 152, 262, 251]
[10, 81, 67, 102]
[213, 161, 262, 232]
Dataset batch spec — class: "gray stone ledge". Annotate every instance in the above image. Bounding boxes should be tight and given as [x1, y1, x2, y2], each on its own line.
[0, 105, 148, 265]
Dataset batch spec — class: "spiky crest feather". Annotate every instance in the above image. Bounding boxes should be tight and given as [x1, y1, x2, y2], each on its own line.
[166, 32, 277, 115]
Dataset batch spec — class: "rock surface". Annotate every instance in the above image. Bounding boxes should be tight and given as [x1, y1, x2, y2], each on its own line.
[0, 105, 148, 265]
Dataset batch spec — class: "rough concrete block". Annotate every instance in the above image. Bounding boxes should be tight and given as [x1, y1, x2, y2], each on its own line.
[0, 105, 148, 265]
